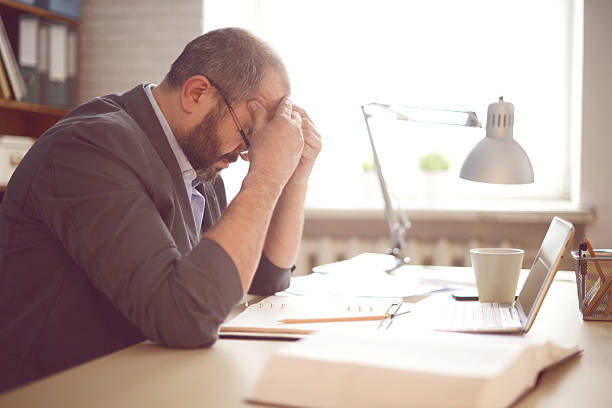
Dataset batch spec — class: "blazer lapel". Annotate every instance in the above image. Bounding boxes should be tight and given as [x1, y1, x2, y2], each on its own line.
[119, 84, 199, 247]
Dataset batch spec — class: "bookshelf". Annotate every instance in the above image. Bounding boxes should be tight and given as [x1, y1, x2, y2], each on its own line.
[0, 0, 79, 197]
[0, 0, 78, 137]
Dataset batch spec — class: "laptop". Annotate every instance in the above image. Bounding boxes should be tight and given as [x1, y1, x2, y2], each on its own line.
[440, 216, 574, 334]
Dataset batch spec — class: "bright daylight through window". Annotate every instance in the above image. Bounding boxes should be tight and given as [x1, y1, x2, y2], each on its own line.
[204, 0, 582, 210]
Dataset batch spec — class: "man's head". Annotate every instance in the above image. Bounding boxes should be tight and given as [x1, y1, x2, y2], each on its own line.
[157, 28, 290, 181]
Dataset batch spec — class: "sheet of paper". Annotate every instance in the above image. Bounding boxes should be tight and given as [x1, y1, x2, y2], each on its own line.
[282, 253, 468, 298]
[280, 271, 446, 298]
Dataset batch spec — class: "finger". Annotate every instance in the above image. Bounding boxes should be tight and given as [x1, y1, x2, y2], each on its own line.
[300, 115, 316, 131]
[292, 105, 309, 120]
[248, 100, 268, 132]
[291, 109, 303, 126]
[275, 97, 294, 119]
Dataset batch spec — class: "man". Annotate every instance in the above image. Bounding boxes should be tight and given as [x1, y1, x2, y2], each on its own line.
[0, 28, 321, 392]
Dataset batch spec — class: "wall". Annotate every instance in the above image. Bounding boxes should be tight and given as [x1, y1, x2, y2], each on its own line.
[79, 0, 203, 103]
[582, 0, 612, 246]
[76, 0, 611, 255]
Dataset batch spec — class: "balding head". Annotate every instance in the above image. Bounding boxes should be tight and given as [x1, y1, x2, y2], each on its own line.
[162, 27, 290, 104]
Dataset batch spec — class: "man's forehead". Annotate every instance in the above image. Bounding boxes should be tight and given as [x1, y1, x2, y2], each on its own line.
[252, 71, 289, 115]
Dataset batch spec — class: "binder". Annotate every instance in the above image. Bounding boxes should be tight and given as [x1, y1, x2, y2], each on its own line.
[38, 20, 49, 105]
[66, 28, 76, 106]
[35, 0, 81, 20]
[0, 15, 27, 101]
[47, 22, 67, 106]
[18, 15, 40, 104]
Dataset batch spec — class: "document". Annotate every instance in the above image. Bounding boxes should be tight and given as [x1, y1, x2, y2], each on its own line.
[281, 253, 470, 298]
[248, 330, 581, 408]
[220, 295, 405, 339]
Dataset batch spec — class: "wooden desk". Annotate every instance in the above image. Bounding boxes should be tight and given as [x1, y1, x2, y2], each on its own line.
[0, 270, 610, 407]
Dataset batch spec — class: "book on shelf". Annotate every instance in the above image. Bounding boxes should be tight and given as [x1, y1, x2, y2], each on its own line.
[0, 11, 77, 107]
[0, 15, 27, 101]
[248, 330, 581, 408]
[0, 56, 13, 99]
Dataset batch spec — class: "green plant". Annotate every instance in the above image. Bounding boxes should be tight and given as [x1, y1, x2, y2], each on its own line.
[418, 151, 450, 172]
[362, 159, 375, 172]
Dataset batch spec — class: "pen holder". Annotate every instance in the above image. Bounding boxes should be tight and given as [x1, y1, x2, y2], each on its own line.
[572, 250, 612, 321]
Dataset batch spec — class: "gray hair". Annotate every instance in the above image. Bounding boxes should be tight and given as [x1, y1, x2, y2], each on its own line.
[163, 27, 289, 103]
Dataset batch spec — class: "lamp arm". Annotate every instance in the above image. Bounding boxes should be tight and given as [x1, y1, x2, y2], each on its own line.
[360, 105, 407, 258]
[366, 102, 482, 128]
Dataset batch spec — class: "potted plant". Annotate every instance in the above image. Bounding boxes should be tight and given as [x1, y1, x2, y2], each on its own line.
[418, 151, 450, 199]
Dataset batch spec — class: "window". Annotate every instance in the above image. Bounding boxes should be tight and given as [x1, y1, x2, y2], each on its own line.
[204, 0, 582, 209]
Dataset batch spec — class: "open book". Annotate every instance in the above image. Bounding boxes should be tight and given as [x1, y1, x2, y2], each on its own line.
[248, 330, 580, 408]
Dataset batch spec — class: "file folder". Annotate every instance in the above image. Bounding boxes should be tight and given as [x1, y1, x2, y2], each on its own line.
[18, 15, 40, 104]
[47, 23, 67, 106]
[38, 20, 49, 105]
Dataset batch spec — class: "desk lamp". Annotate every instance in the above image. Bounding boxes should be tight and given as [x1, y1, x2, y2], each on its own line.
[360, 97, 534, 271]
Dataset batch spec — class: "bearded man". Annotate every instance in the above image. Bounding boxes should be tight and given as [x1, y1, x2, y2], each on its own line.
[0, 27, 321, 392]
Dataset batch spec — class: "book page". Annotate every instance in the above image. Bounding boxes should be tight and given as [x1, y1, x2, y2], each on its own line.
[249, 330, 580, 408]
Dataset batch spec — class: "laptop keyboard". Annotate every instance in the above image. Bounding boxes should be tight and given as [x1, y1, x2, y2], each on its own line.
[451, 302, 520, 331]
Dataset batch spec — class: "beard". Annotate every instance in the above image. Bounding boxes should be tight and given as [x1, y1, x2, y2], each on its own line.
[174, 107, 239, 182]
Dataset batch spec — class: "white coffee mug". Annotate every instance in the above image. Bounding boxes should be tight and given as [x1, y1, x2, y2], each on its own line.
[470, 248, 524, 303]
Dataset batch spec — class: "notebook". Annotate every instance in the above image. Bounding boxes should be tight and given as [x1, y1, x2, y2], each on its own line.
[219, 296, 406, 339]
[437, 216, 574, 333]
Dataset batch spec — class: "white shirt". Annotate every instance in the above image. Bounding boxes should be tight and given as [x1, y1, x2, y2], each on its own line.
[144, 83, 205, 235]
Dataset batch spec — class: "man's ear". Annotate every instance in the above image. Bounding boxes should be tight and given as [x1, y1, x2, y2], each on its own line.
[180, 75, 214, 113]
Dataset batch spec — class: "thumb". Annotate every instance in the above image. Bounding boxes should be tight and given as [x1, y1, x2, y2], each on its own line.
[248, 100, 267, 132]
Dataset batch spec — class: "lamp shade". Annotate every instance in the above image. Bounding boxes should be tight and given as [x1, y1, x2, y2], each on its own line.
[459, 97, 534, 184]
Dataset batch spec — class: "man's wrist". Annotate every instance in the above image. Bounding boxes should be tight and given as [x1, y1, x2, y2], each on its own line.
[242, 170, 285, 203]
[286, 164, 313, 188]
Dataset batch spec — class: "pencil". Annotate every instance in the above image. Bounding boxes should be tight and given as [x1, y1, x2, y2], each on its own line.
[584, 237, 605, 280]
[279, 315, 388, 324]
[584, 237, 610, 315]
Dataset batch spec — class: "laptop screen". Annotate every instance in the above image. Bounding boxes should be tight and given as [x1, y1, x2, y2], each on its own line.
[517, 217, 574, 323]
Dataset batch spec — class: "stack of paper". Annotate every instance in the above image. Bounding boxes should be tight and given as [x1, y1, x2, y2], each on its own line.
[280, 253, 469, 298]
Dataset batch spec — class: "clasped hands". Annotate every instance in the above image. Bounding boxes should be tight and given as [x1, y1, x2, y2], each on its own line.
[243, 97, 322, 187]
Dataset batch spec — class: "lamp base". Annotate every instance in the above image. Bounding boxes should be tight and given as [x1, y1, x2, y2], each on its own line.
[385, 254, 411, 274]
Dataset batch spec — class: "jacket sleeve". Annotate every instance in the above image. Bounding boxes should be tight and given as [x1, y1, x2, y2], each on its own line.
[31, 127, 243, 349]
[248, 255, 292, 295]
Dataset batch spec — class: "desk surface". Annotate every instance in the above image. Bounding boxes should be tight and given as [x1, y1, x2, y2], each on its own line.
[0, 269, 611, 408]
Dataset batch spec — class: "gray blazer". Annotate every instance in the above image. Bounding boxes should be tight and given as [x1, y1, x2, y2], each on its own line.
[0, 84, 291, 392]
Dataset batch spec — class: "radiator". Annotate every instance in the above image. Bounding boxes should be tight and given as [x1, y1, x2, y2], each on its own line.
[295, 236, 518, 276]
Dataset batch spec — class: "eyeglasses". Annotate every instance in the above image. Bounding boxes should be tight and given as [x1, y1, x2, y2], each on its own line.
[207, 78, 250, 154]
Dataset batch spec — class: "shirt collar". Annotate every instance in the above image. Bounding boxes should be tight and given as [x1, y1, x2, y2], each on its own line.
[144, 83, 198, 185]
